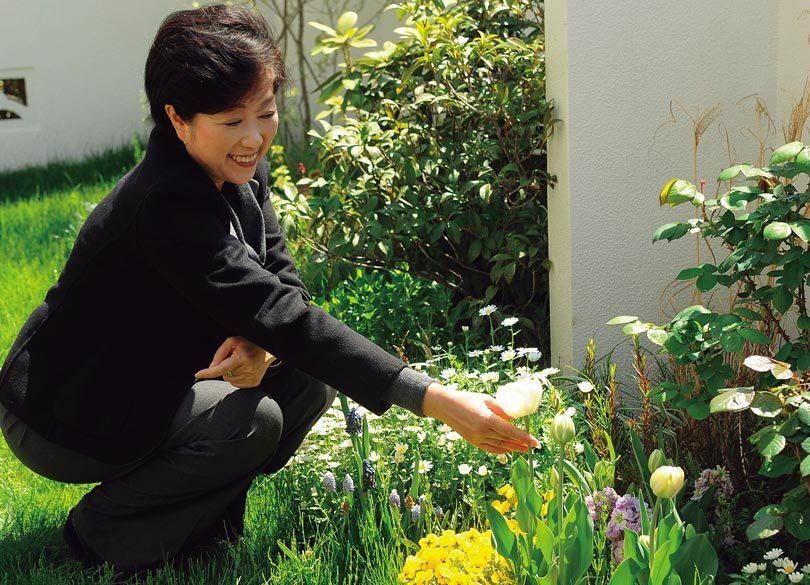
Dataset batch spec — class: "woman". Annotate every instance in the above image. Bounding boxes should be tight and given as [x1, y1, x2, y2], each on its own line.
[0, 3, 539, 576]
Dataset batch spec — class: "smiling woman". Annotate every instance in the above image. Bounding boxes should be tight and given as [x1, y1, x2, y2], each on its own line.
[0, 2, 539, 579]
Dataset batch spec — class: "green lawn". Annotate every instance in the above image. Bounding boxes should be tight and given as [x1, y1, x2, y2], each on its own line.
[0, 158, 415, 584]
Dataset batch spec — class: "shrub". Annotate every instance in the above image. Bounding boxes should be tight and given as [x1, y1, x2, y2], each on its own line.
[300, 0, 553, 353]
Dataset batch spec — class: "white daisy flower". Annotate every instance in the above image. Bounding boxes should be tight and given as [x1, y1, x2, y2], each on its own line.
[788, 573, 803, 583]
[574, 442, 585, 454]
[477, 465, 488, 476]
[577, 380, 595, 393]
[479, 304, 497, 316]
[440, 368, 457, 379]
[501, 350, 517, 361]
[394, 443, 409, 455]
[741, 563, 760, 574]
[480, 371, 500, 383]
[458, 463, 472, 475]
[758, 564, 767, 572]
[501, 317, 519, 327]
[369, 451, 380, 462]
[418, 460, 433, 474]
[468, 349, 484, 358]
[327, 461, 341, 469]
[776, 558, 798, 575]
[527, 350, 542, 362]
[764, 549, 783, 561]
[802, 565, 810, 574]
[539, 367, 560, 377]
[444, 431, 462, 442]
[488, 344, 505, 352]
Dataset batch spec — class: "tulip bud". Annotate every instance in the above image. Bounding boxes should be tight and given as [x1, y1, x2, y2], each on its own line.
[639, 534, 650, 549]
[550, 467, 560, 487]
[650, 465, 685, 499]
[647, 449, 666, 473]
[550, 412, 575, 445]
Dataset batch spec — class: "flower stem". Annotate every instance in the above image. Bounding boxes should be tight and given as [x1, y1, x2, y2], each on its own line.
[649, 498, 661, 573]
[525, 417, 534, 486]
[558, 447, 565, 585]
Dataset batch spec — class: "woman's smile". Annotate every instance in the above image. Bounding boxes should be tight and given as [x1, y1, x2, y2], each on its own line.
[228, 152, 259, 167]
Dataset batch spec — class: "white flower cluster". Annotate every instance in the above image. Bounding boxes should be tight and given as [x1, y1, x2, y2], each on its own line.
[740, 549, 810, 583]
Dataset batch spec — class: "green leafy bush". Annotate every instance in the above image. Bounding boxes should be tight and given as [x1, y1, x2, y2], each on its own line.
[301, 0, 553, 352]
[608, 141, 810, 544]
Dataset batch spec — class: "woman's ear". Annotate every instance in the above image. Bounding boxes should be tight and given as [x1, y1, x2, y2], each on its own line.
[164, 104, 189, 144]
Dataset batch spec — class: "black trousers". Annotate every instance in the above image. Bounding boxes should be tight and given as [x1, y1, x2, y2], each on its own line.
[0, 367, 337, 574]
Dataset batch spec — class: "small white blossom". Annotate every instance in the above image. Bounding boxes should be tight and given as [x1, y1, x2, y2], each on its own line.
[802, 565, 810, 574]
[418, 460, 433, 474]
[440, 368, 457, 379]
[394, 453, 405, 464]
[369, 451, 380, 462]
[497, 453, 509, 464]
[565, 406, 577, 417]
[480, 371, 500, 383]
[501, 350, 517, 361]
[516, 347, 538, 356]
[501, 317, 519, 327]
[461, 325, 469, 332]
[437, 435, 447, 446]
[539, 367, 560, 377]
[417, 430, 428, 442]
[479, 304, 497, 316]
[327, 460, 341, 469]
[527, 350, 542, 362]
[764, 549, 784, 561]
[574, 442, 585, 454]
[758, 564, 767, 572]
[776, 558, 798, 575]
[488, 344, 505, 352]
[458, 463, 472, 475]
[468, 349, 484, 358]
[788, 573, 803, 583]
[394, 443, 409, 455]
[741, 563, 760, 574]
[444, 431, 462, 442]
[477, 465, 488, 476]
[577, 380, 595, 393]
[464, 371, 479, 380]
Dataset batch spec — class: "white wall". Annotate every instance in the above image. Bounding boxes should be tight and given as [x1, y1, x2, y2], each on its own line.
[546, 1, 810, 373]
[0, 1, 190, 172]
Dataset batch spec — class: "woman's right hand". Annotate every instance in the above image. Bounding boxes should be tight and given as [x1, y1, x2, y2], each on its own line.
[421, 382, 541, 454]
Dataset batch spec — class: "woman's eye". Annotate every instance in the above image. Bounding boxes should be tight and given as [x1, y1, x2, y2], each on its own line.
[225, 121, 241, 127]
[260, 112, 277, 119]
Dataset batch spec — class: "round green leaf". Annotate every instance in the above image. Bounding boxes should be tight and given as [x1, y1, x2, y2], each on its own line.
[763, 222, 792, 241]
[797, 315, 810, 329]
[719, 331, 743, 353]
[750, 392, 783, 418]
[676, 267, 703, 280]
[687, 402, 712, 420]
[605, 315, 638, 325]
[798, 403, 810, 426]
[789, 221, 810, 243]
[696, 273, 718, 292]
[771, 286, 793, 314]
[746, 513, 783, 541]
[647, 328, 669, 346]
[802, 437, 810, 453]
[738, 328, 772, 346]
[757, 430, 786, 457]
[623, 321, 651, 335]
[717, 165, 746, 182]
[709, 388, 754, 413]
[801, 455, 810, 477]
[769, 141, 804, 165]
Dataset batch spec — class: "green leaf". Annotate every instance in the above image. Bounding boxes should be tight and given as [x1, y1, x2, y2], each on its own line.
[467, 239, 482, 262]
[785, 510, 810, 540]
[801, 455, 810, 477]
[687, 401, 712, 420]
[759, 453, 798, 477]
[763, 221, 792, 240]
[717, 164, 747, 181]
[738, 328, 772, 346]
[750, 393, 783, 418]
[647, 328, 669, 346]
[746, 513, 783, 540]
[796, 147, 810, 172]
[799, 403, 810, 426]
[733, 307, 763, 321]
[676, 267, 703, 280]
[789, 220, 810, 242]
[769, 141, 804, 165]
[772, 286, 793, 314]
[605, 315, 639, 325]
[719, 331, 743, 353]
[672, 533, 718, 583]
[623, 321, 651, 335]
[485, 504, 517, 562]
[696, 273, 718, 292]
[756, 429, 786, 457]
[802, 437, 810, 453]
[718, 248, 746, 273]
[797, 315, 810, 329]
[709, 388, 754, 413]
[609, 559, 641, 585]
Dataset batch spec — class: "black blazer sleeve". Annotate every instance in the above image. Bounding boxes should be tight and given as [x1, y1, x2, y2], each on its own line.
[260, 190, 311, 303]
[135, 186, 404, 415]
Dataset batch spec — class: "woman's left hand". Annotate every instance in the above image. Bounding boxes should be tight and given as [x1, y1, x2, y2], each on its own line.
[194, 336, 277, 388]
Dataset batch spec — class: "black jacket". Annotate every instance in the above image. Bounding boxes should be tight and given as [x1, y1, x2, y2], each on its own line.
[0, 126, 430, 464]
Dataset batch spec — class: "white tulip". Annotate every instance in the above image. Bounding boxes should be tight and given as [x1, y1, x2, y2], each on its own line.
[495, 378, 544, 419]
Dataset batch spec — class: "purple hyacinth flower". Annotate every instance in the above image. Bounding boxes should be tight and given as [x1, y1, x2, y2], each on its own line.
[410, 504, 421, 522]
[342, 474, 355, 494]
[322, 471, 336, 493]
[345, 407, 362, 436]
[362, 460, 377, 490]
[389, 489, 401, 510]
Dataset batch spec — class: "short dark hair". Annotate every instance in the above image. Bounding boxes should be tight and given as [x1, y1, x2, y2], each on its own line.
[144, 3, 287, 129]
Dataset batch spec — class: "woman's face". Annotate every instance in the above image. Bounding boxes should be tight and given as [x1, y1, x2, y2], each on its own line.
[164, 77, 278, 191]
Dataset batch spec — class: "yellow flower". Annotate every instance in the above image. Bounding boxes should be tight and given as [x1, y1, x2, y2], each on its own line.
[491, 499, 511, 514]
[496, 484, 517, 505]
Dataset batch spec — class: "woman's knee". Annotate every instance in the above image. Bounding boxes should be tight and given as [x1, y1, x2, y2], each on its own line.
[246, 396, 283, 464]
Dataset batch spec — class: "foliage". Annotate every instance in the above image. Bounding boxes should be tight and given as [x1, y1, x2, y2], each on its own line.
[607, 141, 810, 544]
[301, 0, 553, 352]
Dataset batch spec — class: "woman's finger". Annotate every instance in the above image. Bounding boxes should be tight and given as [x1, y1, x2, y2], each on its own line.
[479, 441, 510, 455]
[489, 415, 540, 448]
[208, 337, 237, 368]
[195, 355, 240, 379]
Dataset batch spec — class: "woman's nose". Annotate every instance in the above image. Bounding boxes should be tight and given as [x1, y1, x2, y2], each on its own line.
[240, 126, 263, 150]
